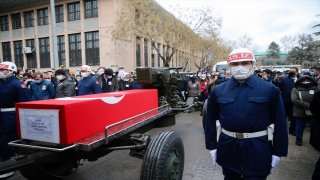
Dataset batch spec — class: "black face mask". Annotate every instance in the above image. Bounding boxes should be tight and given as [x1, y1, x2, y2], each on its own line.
[300, 82, 313, 89]
[288, 72, 295, 78]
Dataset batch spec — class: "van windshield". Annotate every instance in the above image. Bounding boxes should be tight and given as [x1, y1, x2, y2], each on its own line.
[216, 64, 229, 72]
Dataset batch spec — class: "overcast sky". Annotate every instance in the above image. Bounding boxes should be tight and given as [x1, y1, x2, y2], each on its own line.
[156, 0, 320, 52]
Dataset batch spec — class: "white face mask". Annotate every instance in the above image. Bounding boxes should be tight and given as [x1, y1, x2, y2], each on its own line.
[81, 72, 88, 78]
[56, 75, 63, 81]
[230, 66, 253, 80]
[107, 76, 112, 79]
[123, 78, 129, 81]
[0, 71, 11, 79]
[45, 79, 51, 82]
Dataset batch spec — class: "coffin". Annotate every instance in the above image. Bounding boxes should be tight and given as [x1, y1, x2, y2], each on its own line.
[16, 89, 158, 145]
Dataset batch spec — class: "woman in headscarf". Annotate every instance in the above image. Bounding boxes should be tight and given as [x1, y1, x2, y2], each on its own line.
[291, 75, 319, 146]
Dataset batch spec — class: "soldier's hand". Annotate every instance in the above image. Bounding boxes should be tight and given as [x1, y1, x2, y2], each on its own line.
[270, 155, 280, 174]
[209, 149, 217, 169]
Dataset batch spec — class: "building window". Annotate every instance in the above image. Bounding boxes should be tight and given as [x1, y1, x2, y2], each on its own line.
[136, 37, 141, 67]
[0, 15, 9, 31]
[85, 31, 99, 66]
[26, 39, 37, 68]
[152, 54, 155, 67]
[68, 2, 80, 21]
[14, 41, 23, 67]
[175, 52, 178, 67]
[144, 39, 148, 67]
[55, 5, 64, 23]
[85, 0, 98, 19]
[11, 13, 21, 29]
[163, 45, 166, 65]
[69, 33, 82, 66]
[57, 36, 66, 66]
[157, 44, 161, 67]
[38, 8, 48, 26]
[2, 42, 12, 62]
[39, 38, 50, 68]
[24, 11, 34, 28]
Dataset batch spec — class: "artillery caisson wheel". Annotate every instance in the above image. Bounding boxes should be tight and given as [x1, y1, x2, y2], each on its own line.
[202, 99, 208, 131]
[18, 148, 77, 180]
[140, 130, 184, 180]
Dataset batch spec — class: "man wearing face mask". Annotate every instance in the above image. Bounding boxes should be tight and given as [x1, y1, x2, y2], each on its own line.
[98, 68, 119, 92]
[30, 72, 56, 100]
[0, 62, 32, 178]
[310, 67, 320, 86]
[215, 70, 232, 86]
[78, 65, 102, 96]
[55, 69, 76, 98]
[273, 67, 300, 136]
[205, 48, 288, 180]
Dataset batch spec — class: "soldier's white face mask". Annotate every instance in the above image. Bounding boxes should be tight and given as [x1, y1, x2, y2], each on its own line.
[81, 72, 88, 78]
[230, 66, 253, 80]
[0, 70, 11, 79]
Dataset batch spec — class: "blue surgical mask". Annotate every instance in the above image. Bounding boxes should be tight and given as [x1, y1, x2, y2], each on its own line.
[225, 76, 231, 80]
[35, 80, 42, 84]
[310, 72, 315, 76]
[219, 74, 225, 79]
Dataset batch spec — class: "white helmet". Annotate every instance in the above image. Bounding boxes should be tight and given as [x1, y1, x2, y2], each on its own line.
[0, 61, 17, 72]
[227, 48, 256, 64]
[80, 65, 91, 72]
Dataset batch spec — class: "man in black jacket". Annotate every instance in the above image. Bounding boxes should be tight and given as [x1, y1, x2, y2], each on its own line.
[55, 69, 76, 98]
[273, 67, 299, 136]
[98, 68, 119, 92]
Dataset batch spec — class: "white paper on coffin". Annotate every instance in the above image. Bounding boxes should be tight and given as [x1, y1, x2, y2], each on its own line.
[19, 109, 60, 144]
[55, 94, 125, 104]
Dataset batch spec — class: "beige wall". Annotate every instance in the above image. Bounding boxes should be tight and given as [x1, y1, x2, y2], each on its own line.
[0, 0, 197, 73]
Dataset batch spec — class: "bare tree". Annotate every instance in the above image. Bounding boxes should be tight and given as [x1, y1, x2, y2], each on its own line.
[279, 35, 297, 53]
[237, 34, 253, 49]
[111, 0, 223, 67]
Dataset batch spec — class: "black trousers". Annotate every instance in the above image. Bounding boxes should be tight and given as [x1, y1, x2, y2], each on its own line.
[283, 102, 296, 133]
[223, 168, 267, 180]
[0, 131, 18, 161]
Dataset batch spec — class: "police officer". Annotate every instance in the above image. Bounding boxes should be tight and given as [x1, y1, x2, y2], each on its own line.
[205, 48, 288, 179]
[0, 62, 32, 178]
[78, 65, 102, 95]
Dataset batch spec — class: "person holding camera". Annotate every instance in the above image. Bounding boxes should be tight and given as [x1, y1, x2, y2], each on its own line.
[262, 69, 273, 82]
[273, 67, 300, 136]
[291, 75, 319, 146]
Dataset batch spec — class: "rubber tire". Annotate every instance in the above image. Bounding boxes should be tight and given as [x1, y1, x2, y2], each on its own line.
[140, 130, 184, 180]
[18, 148, 75, 180]
[202, 99, 208, 131]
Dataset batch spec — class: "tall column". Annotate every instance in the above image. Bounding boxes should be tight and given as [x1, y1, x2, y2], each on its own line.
[50, 0, 59, 70]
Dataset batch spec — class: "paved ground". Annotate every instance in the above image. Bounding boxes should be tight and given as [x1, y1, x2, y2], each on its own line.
[7, 111, 320, 180]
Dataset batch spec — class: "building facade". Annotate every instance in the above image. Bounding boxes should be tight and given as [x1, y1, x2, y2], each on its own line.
[0, 0, 196, 72]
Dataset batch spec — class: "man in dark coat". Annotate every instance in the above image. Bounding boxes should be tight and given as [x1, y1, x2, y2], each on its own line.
[206, 48, 288, 179]
[98, 68, 119, 93]
[55, 69, 76, 98]
[273, 67, 300, 136]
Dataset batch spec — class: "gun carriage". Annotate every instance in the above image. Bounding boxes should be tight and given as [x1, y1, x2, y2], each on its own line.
[0, 67, 196, 180]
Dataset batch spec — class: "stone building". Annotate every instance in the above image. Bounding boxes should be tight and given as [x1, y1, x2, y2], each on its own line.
[0, 0, 196, 72]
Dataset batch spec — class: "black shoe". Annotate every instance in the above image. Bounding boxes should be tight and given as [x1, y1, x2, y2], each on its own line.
[296, 138, 302, 146]
[289, 131, 296, 136]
